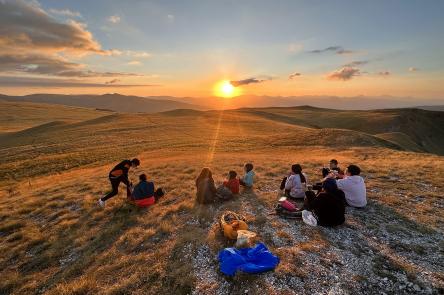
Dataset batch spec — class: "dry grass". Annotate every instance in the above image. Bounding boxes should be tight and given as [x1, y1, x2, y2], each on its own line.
[0, 103, 443, 294]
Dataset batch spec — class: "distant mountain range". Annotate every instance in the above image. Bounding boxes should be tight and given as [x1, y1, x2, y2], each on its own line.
[0, 93, 443, 112]
[0, 93, 203, 113]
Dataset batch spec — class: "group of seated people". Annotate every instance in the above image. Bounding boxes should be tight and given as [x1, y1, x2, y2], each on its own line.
[194, 159, 367, 227]
[195, 163, 255, 204]
[280, 159, 366, 226]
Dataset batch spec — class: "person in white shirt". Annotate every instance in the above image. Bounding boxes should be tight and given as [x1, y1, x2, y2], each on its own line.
[281, 164, 308, 199]
[334, 165, 367, 208]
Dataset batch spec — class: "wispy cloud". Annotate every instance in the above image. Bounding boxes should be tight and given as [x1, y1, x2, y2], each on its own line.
[409, 67, 419, 72]
[127, 60, 142, 66]
[288, 72, 301, 79]
[377, 71, 390, 76]
[0, 53, 141, 77]
[309, 46, 355, 55]
[167, 14, 175, 21]
[49, 8, 82, 18]
[108, 15, 121, 24]
[105, 79, 120, 84]
[230, 76, 272, 87]
[327, 67, 361, 81]
[343, 60, 369, 67]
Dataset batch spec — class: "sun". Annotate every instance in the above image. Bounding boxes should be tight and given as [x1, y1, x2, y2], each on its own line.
[214, 80, 240, 98]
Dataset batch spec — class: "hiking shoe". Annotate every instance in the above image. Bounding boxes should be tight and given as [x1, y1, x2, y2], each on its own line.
[98, 199, 105, 208]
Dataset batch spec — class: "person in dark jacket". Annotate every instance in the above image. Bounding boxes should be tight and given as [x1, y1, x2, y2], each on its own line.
[130, 174, 164, 207]
[304, 178, 345, 226]
[98, 158, 140, 207]
[196, 167, 217, 204]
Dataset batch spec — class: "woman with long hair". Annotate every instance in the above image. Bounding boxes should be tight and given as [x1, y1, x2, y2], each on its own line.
[195, 167, 217, 204]
[280, 164, 308, 199]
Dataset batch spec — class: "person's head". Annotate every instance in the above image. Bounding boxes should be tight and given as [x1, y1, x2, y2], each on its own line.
[322, 178, 338, 193]
[346, 164, 361, 176]
[139, 173, 147, 182]
[291, 164, 302, 174]
[329, 159, 338, 169]
[244, 163, 254, 173]
[228, 170, 237, 179]
[197, 167, 213, 180]
[131, 158, 140, 167]
[291, 164, 306, 183]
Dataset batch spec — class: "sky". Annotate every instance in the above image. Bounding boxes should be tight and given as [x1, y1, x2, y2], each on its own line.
[0, 0, 444, 99]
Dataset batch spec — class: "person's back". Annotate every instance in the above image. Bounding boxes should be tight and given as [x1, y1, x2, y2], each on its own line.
[223, 171, 240, 194]
[196, 177, 216, 204]
[240, 163, 255, 188]
[285, 173, 307, 198]
[336, 165, 366, 207]
[132, 180, 155, 200]
[312, 190, 345, 226]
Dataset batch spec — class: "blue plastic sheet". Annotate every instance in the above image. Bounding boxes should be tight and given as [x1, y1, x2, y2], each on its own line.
[218, 243, 280, 276]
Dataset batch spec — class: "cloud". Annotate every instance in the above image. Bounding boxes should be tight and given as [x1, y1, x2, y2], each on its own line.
[0, 76, 157, 88]
[108, 15, 121, 24]
[167, 14, 175, 21]
[105, 79, 120, 84]
[327, 67, 361, 81]
[0, 0, 105, 55]
[230, 76, 272, 87]
[343, 60, 369, 67]
[309, 46, 355, 55]
[127, 60, 142, 66]
[49, 8, 82, 18]
[409, 67, 419, 72]
[377, 71, 390, 76]
[0, 53, 141, 77]
[288, 72, 301, 79]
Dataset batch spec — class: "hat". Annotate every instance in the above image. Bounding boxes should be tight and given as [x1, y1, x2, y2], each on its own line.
[302, 210, 317, 226]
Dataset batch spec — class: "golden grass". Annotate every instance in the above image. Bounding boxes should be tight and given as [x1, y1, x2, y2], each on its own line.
[1, 104, 444, 293]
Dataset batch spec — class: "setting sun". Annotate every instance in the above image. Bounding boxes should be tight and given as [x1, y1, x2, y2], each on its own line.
[214, 80, 240, 98]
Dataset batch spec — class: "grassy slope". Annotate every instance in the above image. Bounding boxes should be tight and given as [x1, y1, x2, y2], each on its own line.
[0, 100, 111, 132]
[0, 103, 443, 294]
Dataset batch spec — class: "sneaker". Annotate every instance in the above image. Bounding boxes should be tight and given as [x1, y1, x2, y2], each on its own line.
[98, 199, 105, 208]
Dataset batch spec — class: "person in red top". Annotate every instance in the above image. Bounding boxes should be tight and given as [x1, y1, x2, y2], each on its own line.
[223, 171, 240, 194]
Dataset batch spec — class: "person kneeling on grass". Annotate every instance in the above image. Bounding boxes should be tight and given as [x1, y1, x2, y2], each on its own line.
[239, 163, 255, 188]
[280, 164, 308, 199]
[303, 178, 345, 226]
[130, 174, 164, 207]
[98, 158, 140, 208]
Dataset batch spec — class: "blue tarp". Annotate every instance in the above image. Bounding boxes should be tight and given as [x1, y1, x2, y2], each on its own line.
[218, 243, 280, 276]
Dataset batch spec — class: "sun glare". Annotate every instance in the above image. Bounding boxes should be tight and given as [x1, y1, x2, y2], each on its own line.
[214, 80, 240, 98]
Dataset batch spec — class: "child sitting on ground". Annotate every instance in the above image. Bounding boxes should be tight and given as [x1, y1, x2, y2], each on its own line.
[223, 170, 240, 194]
[130, 174, 164, 207]
[239, 163, 255, 188]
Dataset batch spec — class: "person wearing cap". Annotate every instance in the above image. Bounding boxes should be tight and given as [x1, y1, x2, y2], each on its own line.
[98, 158, 140, 207]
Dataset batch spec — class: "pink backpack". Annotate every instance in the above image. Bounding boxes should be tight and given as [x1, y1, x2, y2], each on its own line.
[280, 200, 297, 212]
